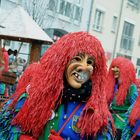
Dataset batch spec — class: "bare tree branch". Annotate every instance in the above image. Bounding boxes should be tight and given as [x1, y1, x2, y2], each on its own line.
[21, 0, 56, 27]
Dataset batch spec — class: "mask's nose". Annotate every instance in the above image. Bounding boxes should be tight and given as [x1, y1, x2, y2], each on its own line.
[77, 64, 93, 73]
[76, 64, 93, 76]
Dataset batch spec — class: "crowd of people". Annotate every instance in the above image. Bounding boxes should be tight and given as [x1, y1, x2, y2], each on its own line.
[0, 32, 140, 140]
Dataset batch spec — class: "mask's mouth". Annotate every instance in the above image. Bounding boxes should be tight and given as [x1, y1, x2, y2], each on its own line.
[111, 67, 120, 79]
[72, 71, 90, 83]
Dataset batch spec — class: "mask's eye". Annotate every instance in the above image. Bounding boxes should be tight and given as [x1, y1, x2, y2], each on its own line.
[72, 56, 82, 62]
[87, 59, 94, 65]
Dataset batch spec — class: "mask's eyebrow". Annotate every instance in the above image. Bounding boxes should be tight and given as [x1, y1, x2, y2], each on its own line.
[76, 53, 85, 59]
[88, 56, 94, 60]
[76, 53, 95, 63]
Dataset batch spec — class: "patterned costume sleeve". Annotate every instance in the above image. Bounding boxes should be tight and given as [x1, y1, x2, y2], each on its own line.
[0, 93, 27, 140]
[128, 84, 138, 104]
[121, 84, 138, 139]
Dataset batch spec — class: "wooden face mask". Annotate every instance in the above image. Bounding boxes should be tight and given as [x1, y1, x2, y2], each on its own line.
[112, 66, 120, 79]
[65, 53, 94, 89]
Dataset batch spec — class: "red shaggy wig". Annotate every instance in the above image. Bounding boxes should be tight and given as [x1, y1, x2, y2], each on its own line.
[106, 57, 136, 105]
[11, 32, 112, 138]
[10, 63, 40, 108]
[15, 63, 39, 92]
[129, 78, 140, 126]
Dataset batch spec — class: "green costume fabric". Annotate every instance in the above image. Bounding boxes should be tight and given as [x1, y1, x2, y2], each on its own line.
[39, 103, 114, 140]
[110, 84, 138, 130]
[121, 84, 139, 139]
[0, 82, 6, 95]
[39, 105, 62, 140]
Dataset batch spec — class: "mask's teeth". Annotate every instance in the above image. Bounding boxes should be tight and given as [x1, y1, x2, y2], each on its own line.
[78, 75, 81, 80]
[75, 73, 78, 77]
[78, 72, 89, 82]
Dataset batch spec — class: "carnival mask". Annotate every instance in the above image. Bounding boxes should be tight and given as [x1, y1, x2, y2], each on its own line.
[112, 66, 120, 79]
[65, 53, 94, 89]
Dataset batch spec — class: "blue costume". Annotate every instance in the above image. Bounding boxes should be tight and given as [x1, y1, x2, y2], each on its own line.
[0, 93, 114, 140]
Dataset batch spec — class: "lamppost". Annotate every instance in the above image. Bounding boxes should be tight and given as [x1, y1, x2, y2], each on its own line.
[112, 0, 124, 59]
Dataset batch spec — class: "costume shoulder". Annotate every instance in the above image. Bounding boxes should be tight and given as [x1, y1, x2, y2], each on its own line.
[0, 93, 27, 140]
[121, 84, 139, 139]
[129, 84, 137, 93]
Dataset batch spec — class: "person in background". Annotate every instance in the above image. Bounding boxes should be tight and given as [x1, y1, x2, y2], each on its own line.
[8, 57, 27, 96]
[0, 32, 115, 140]
[106, 56, 138, 140]
[7, 49, 18, 95]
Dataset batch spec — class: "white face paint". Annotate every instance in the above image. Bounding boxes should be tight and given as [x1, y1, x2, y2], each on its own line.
[65, 53, 94, 89]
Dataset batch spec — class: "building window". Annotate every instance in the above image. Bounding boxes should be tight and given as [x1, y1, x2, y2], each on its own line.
[137, 68, 140, 78]
[48, 0, 56, 11]
[4, 40, 11, 46]
[117, 53, 132, 60]
[120, 21, 134, 51]
[137, 58, 140, 66]
[138, 69, 140, 77]
[74, 6, 83, 21]
[75, 0, 81, 4]
[65, 2, 72, 17]
[93, 9, 104, 32]
[59, 0, 65, 15]
[112, 16, 117, 32]
[58, 0, 82, 22]
[128, 0, 139, 8]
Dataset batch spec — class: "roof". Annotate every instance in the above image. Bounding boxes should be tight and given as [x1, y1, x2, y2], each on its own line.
[0, 1, 53, 44]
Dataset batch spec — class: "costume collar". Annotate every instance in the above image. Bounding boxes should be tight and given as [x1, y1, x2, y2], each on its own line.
[62, 78, 92, 103]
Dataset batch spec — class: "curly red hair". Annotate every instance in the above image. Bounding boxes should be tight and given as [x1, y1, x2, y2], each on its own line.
[106, 57, 136, 105]
[11, 32, 112, 138]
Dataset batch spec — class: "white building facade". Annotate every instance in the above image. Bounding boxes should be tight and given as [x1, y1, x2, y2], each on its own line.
[20, 0, 94, 54]
[89, 0, 140, 77]
[2, 0, 140, 77]
[1, 0, 93, 64]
